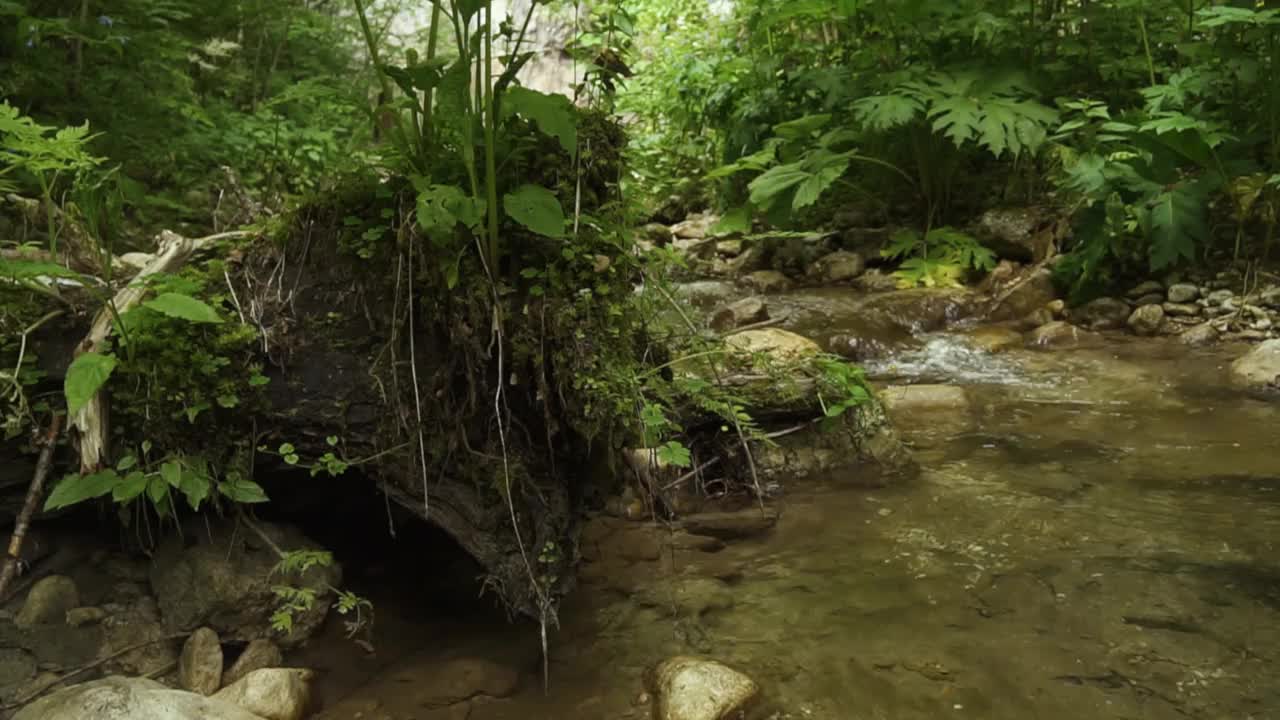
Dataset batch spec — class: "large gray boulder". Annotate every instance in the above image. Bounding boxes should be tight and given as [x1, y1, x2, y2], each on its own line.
[13, 676, 267, 720]
[1229, 339, 1280, 396]
[648, 656, 759, 720]
[213, 668, 313, 720]
[149, 521, 340, 648]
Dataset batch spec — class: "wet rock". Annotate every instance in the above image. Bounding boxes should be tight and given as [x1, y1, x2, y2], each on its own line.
[1162, 302, 1201, 317]
[648, 656, 759, 720]
[179, 627, 223, 696]
[672, 213, 718, 240]
[1046, 299, 1066, 318]
[16, 576, 79, 628]
[64, 607, 107, 628]
[638, 578, 736, 617]
[808, 250, 865, 283]
[975, 207, 1054, 262]
[1133, 292, 1165, 307]
[1127, 280, 1164, 299]
[1167, 283, 1200, 303]
[0, 647, 36, 698]
[715, 239, 742, 257]
[401, 658, 520, 707]
[1229, 339, 1280, 395]
[963, 326, 1023, 353]
[709, 297, 768, 332]
[860, 288, 974, 332]
[880, 385, 969, 416]
[1179, 323, 1220, 347]
[827, 316, 920, 361]
[1027, 321, 1102, 349]
[1017, 308, 1055, 330]
[151, 521, 340, 648]
[213, 668, 312, 720]
[1127, 304, 1165, 336]
[726, 243, 766, 276]
[724, 328, 819, 363]
[681, 509, 779, 540]
[989, 267, 1056, 321]
[1260, 286, 1280, 308]
[675, 281, 738, 309]
[736, 270, 793, 294]
[13, 676, 266, 720]
[100, 595, 179, 676]
[224, 639, 283, 687]
[1075, 296, 1131, 330]
[853, 268, 900, 293]
[640, 223, 672, 247]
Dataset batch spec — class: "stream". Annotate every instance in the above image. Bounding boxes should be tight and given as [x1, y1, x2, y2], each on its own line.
[305, 287, 1280, 720]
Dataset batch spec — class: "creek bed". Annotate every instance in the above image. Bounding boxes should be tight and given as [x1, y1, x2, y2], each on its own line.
[307, 327, 1280, 720]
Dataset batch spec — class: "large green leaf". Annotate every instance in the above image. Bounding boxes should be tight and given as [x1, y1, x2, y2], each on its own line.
[143, 293, 224, 324]
[113, 471, 149, 502]
[0, 257, 81, 281]
[1148, 184, 1207, 270]
[503, 87, 577, 155]
[504, 184, 566, 238]
[44, 470, 119, 510]
[219, 475, 269, 503]
[792, 159, 848, 210]
[852, 94, 923, 131]
[65, 351, 117, 416]
[747, 162, 810, 210]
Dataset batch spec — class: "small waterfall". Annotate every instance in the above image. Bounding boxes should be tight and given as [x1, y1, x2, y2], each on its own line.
[864, 334, 1030, 385]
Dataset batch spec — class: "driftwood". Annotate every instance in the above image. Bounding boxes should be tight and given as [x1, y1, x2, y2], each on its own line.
[70, 230, 250, 472]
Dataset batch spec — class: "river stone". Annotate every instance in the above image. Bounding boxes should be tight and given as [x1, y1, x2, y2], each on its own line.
[989, 267, 1056, 321]
[809, 250, 866, 283]
[179, 627, 223, 696]
[16, 575, 79, 628]
[715, 239, 742, 257]
[726, 243, 766, 276]
[399, 658, 520, 707]
[1167, 283, 1200, 303]
[1229, 339, 1280, 395]
[649, 656, 759, 720]
[641, 223, 673, 247]
[724, 328, 819, 363]
[213, 668, 312, 720]
[1134, 292, 1165, 307]
[1028, 321, 1102, 349]
[1179, 323, 1220, 347]
[150, 521, 340, 648]
[710, 297, 768, 332]
[681, 509, 779, 540]
[1260, 286, 1280, 308]
[963, 326, 1023, 353]
[1162, 302, 1201, 317]
[1128, 304, 1165, 336]
[0, 647, 36, 697]
[1076, 296, 1131, 329]
[100, 595, 179, 676]
[1206, 289, 1235, 306]
[1127, 280, 1164, 299]
[224, 639, 283, 687]
[13, 676, 267, 720]
[737, 270, 793, 294]
[672, 213, 718, 240]
[65, 606, 106, 627]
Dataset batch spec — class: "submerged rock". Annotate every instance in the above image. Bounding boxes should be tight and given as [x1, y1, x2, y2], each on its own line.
[681, 509, 779, 541]
[1229, 339, 1280, 396]
[879, 385, 969, 415]
[179, 627, 223, 696]
[16, 576, 79, 629]
[13, 676, 266, 720]
[397, 657, 520, 708]
[1127, 304, 1165, 336]
[649, 656, 759, 720]
[963, 326, 1023, 353]
[737, 270, 793, 294]
[213, 668, 312, 720]
[1028, 321, 1103, 349]
[1179, 323, 1219, 347]
[709, 297, 768, 332]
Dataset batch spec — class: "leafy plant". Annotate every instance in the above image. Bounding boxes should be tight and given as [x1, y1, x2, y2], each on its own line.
[880, 227, 997, 288]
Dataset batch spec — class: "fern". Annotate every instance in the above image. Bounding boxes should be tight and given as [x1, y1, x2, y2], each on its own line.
[881, 227, 996, 288]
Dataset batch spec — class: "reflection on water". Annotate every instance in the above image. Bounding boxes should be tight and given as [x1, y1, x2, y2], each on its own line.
[311, 325, 1280, 720]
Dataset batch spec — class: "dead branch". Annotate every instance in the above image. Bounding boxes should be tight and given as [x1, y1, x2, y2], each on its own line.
[0, 414, 63, 601]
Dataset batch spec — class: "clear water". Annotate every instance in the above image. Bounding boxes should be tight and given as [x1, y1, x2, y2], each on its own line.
[306, 307, 1280, 720]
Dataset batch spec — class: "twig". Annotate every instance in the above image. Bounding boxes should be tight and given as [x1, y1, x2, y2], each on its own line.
[719, 314, 788, 337]
[662, 456, 722, 492]
[0, 632, 189, 710]
[0, 414, 64, 601]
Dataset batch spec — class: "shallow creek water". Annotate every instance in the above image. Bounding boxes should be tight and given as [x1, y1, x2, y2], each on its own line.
[308, 290, 1280, 720]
